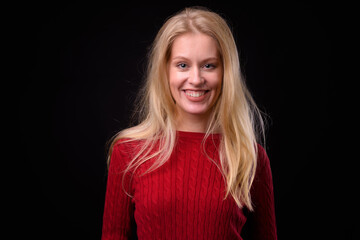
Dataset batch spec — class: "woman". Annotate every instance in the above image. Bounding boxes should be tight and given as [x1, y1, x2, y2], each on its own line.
[102, 7, 277, 240]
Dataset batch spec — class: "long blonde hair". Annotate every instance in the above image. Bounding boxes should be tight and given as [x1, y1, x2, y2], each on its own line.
[108, 6, 265, 210]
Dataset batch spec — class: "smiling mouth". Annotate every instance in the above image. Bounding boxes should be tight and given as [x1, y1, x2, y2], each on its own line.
[184, 90, 209, 97]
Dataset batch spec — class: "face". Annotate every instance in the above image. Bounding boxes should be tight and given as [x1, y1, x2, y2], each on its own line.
[168, 32, 223, 121]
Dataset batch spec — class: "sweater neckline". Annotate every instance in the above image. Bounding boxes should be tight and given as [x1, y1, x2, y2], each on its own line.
[176, 130, 221, 140]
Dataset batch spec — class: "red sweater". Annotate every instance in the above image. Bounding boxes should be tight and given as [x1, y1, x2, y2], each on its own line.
[102, 131, 277, 240]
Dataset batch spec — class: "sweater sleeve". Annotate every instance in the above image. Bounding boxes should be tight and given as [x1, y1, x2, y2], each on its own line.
[102, 141, 135, 240]
[246, 145, 277, 240]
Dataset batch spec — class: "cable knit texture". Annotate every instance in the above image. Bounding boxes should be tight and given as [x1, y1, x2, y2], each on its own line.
[102, 131, 277, 240]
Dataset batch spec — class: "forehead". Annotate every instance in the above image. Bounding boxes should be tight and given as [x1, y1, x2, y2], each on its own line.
[170, 33, 219, 60]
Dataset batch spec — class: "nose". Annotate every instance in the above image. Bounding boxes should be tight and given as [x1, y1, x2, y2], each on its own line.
[188, 67, 204, 86]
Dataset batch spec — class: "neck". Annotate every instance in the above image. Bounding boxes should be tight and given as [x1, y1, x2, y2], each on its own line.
[175, 111, 212, 133]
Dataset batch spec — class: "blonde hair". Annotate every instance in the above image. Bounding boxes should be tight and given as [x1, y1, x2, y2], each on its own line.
[108, 6, 265, 210]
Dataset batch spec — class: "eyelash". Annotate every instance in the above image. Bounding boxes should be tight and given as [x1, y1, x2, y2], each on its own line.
[203, 64, 216, 69]
[177, 63, 188, 69]
[176, 63, 216, 69]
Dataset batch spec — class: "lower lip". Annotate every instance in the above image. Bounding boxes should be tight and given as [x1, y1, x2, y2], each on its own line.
[183, 91, 209, 102]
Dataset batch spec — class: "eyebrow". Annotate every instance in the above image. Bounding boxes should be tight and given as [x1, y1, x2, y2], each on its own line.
[171, 56, 219, 62]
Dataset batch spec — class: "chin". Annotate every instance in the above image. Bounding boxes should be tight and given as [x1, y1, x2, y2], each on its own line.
[183, 107, 211, 116]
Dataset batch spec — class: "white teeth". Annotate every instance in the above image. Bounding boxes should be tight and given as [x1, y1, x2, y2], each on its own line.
[185, 90, 206, 97]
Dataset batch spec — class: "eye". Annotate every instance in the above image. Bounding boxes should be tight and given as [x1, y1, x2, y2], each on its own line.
[203, 63, 215, 69]
[177, 63, 188, 69]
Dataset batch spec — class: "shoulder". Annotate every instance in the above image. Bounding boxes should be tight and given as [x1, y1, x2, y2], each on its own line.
[109, 138, 141, 173]
[256, 144, 271, 174]
[112, 138, 136, 155]
[255, 143, 273, 180]
[256, 143, 270, 169]
[111, 138, 145, 160]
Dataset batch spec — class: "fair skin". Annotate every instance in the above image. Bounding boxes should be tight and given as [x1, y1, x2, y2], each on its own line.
[168, 32, 223, 132]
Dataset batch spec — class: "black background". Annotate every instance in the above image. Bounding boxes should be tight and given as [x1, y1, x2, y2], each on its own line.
[16, 1, 354, 239]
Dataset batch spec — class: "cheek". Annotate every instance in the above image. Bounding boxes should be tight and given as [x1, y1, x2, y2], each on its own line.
[206, 72, 223, 91]
[168, 72, 177, 95]
[168, 70, 181, 100]
[216, 69, 223, 91]
[169, 70, 187, 92]
[168, 67, 176, 90]
[208, 72, 223, 103]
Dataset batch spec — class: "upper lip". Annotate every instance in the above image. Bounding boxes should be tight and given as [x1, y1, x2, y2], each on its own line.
[183, 89, 209, 91]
